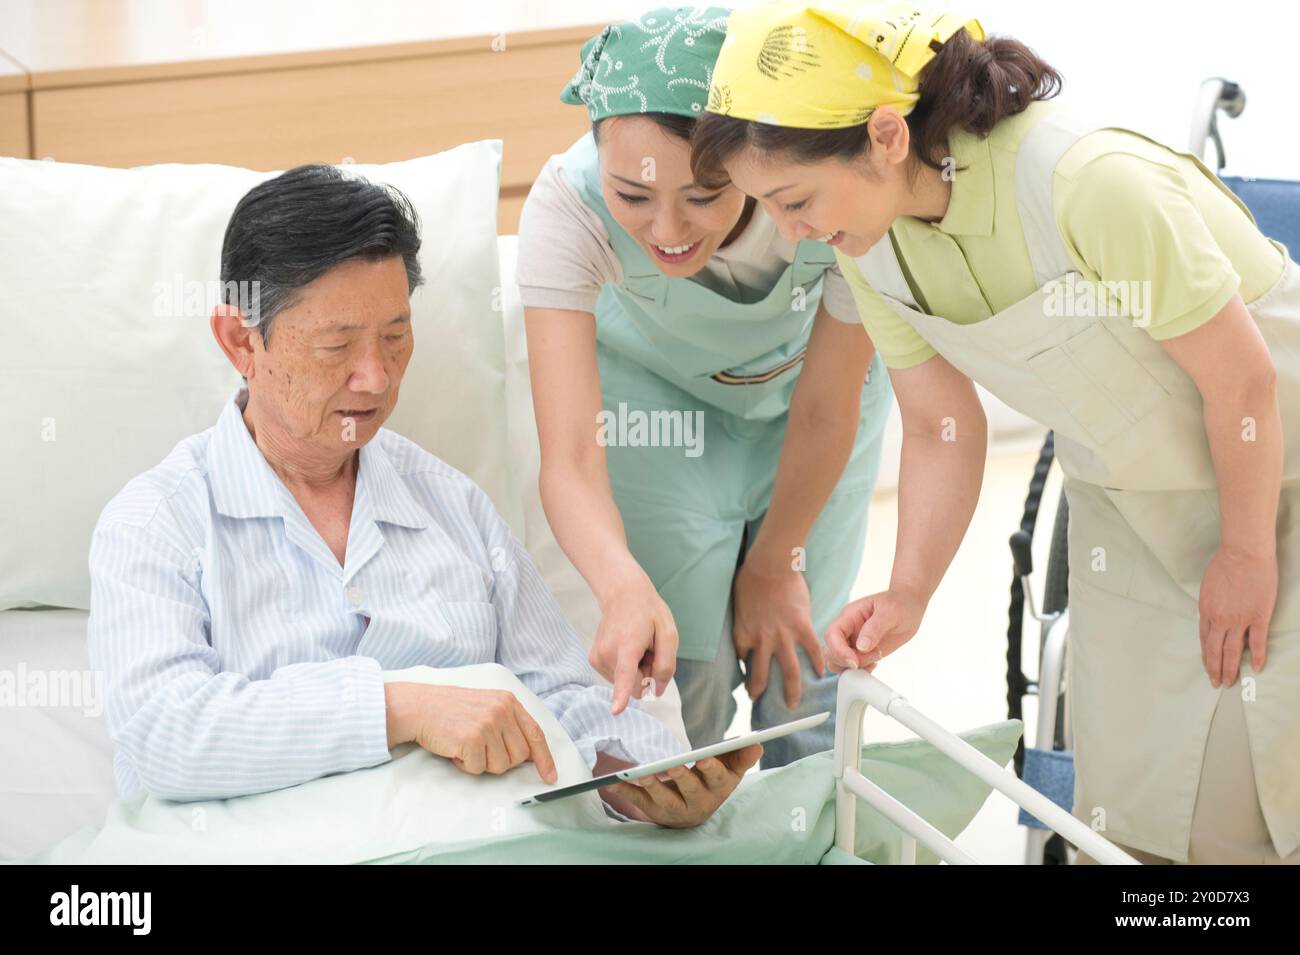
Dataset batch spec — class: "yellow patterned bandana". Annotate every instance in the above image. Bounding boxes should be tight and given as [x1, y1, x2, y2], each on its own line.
[707, 2, 983, 128]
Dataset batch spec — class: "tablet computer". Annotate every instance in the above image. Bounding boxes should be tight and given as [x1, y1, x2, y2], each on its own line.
[516, 711, 830, 806]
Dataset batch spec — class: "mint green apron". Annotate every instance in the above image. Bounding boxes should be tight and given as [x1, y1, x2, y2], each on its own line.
[562, 132, 892, 661]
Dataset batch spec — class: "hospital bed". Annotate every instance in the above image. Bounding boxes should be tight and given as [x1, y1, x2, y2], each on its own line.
[1008, 78, 1300, 865]
[0, 140, 1134, 865]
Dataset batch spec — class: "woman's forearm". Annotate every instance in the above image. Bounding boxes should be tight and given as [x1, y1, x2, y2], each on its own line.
[537, 454, 650, 607]
[746, 399, 861, 573]
[748, 306, 876, 573]
[524, 304, 653, 609]
[1202, 374, 1282, 556]
[1157, 294, 1284, 558]
[890, 415, 987, 601]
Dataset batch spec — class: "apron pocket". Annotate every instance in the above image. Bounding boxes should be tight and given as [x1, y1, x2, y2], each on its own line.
[1026, 320, 1170, 447]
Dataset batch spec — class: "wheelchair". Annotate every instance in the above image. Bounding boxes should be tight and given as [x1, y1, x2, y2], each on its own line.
[1008, 77, 1300, 864]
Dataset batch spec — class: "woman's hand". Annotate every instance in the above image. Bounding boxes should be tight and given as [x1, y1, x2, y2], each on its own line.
[824, 587, 927, 673]
[590, 574, 679, 714]
[732, 557, 824, 708]
[1198, 545, 1276, 687]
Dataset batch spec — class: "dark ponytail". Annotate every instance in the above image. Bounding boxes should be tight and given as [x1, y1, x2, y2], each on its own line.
[907, 30, 1062, 168]
[691, 32, 1062, 188]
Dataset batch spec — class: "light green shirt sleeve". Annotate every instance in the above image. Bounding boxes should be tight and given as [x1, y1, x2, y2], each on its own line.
[834, 248, 937, 369]
[1054, 150, 1241, 340]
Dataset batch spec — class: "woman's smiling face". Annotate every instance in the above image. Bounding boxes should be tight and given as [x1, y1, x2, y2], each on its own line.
[722, 145, 906, 259]
[714, 106, 920, 259]
[596, 115, 750, 277]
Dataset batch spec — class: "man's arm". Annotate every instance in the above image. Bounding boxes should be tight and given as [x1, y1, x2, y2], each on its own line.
[88, 518, 392, 801]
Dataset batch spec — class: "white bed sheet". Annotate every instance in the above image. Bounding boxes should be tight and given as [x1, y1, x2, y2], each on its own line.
[0, 608, 113, 860]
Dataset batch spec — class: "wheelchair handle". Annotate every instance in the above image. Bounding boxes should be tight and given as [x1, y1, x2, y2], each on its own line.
[1009, 529, 1034, 577]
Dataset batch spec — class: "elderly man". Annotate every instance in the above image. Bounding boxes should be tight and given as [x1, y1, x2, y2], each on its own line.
[88, 164, 759, 827]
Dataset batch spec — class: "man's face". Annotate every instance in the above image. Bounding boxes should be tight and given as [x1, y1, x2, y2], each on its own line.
[244, 255, 413, 455]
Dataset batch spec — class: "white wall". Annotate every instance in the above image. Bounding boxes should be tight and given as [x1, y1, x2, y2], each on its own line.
[971, 0, 1298, 178]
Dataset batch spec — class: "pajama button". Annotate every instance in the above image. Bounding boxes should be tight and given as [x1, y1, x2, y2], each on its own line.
[346, 586, 363, 608]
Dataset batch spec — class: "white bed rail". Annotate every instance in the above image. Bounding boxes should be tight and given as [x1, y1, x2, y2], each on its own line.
[833, 669, 1138, 865]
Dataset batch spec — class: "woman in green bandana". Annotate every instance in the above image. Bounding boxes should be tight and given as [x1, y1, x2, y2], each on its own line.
[516, 6, 893, 767]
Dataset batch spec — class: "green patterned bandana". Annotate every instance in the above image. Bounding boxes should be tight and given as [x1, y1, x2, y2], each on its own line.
[560, 6, 732, 122]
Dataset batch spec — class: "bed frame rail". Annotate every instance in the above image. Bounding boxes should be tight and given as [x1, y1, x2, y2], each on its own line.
[833, 670, 1138, 865]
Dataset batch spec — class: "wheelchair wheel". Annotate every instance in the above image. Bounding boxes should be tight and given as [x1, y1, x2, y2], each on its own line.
[1042, 490, 1069, 749]
[1042, 490, 1070, 616]
[1041, 488, 1071, 865]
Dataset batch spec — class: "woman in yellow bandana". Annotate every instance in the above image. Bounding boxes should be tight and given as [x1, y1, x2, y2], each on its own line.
[692, 1, 1300, 864]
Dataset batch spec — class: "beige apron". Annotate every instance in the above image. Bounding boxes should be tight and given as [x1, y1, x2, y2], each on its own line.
[853, 106, 1300, 861]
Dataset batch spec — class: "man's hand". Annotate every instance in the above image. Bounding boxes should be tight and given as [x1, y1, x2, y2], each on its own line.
[1198, 545, 1276, 687]
[600, 744, 762, 828]
[732, 559, 824, 707]
[385, 683, 557, 784]
[589, 576, 679, 715]
[824, 588, 927, 673]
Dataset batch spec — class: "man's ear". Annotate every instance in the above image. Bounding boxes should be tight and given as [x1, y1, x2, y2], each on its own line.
[867, 106, 912, 167]
[211, 302, 259, 379]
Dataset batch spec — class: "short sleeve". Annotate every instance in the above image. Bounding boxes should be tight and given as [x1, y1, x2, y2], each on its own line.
[819, 263, 862, 323]
[834, 249, 937, 368]
[1054, 151, 1241, 341]
[515, 156, 623, 314]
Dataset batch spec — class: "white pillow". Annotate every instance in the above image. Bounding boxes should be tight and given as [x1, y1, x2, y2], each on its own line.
[0, 608, 113, 861]
[0, 144, 512, 611]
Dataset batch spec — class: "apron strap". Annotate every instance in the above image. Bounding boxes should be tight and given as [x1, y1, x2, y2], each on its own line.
[850, 228, 919, 308]
[848, 105, 1109, 301]
[1013, 108, 1109, 286]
